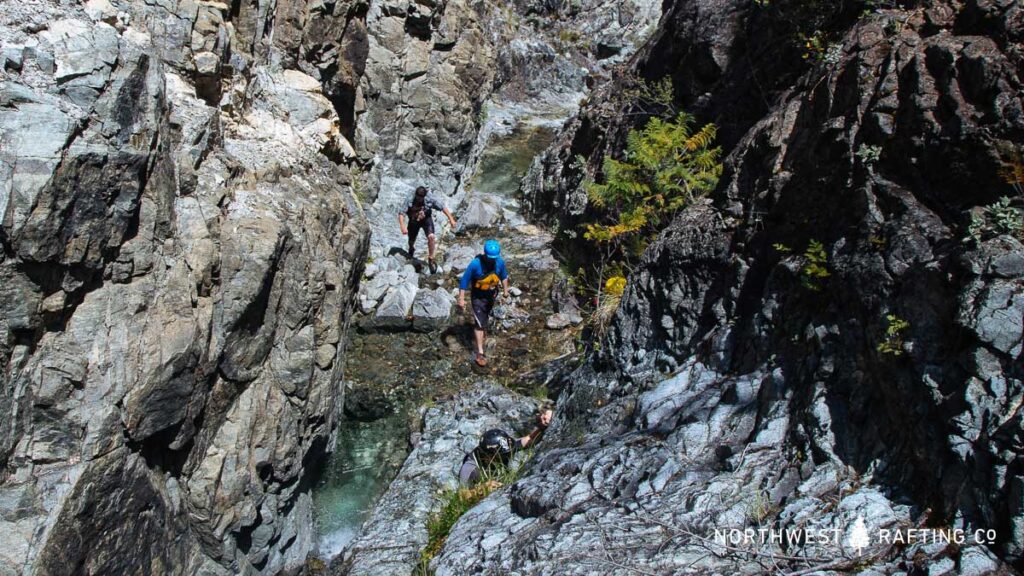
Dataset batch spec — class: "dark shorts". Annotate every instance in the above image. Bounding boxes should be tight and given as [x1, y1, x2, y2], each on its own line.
[471, 293, 496, 331]
[407, 213, 435, 247]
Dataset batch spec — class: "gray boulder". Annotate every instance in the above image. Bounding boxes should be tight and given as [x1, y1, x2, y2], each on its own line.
[368, 282, 419, 331]
[457, 194, 503, 231]
[412, 288, 455, 332]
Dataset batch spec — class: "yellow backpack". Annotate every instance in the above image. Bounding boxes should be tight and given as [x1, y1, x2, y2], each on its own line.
[472, 256, 501, 291]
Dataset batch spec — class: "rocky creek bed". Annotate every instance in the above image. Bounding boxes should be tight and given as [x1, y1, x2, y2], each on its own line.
[309, 117, 582, 566]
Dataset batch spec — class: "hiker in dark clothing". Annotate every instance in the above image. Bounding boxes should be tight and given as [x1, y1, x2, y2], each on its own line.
[459, 409, 553, 486]
[458, 239, 508, 367]
[398, 186, 456, 273]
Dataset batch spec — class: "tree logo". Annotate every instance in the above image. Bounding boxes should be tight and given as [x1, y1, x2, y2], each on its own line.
[847, 516, 870, 556]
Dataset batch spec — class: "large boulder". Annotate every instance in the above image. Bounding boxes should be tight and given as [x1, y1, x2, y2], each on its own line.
[367, 281, 419, 331]
[411, 287, 455, 332]
[457, 193, 503, 232]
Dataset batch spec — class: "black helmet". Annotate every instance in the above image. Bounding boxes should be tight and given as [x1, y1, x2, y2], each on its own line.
[477, 429, 514, 465]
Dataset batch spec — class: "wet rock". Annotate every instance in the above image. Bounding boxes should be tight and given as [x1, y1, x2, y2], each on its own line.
[344, 382, 396, 422]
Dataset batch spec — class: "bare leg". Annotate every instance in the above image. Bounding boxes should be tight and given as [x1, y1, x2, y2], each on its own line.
[427, 234, 437, 260]
[473, 328, 485, 356]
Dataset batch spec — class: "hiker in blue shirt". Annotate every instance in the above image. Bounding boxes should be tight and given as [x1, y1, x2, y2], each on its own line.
[458, 239, 509, 367]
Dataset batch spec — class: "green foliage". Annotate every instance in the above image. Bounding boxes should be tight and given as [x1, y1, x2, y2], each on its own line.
[799, 30, 829, 60]
[773, 243, 792, 253]
[558, 29, 581, 44]
[964, 197, 1024, 245]
[877, 314, 910, 356]
[857, 144, 883, 164]
[349, 164, 368, 203]
[583, 112, 722, 251]
[1000, 150, 1024, 196]
[622, 77, 676, 112]
[800, 240, 831, 291]
[746, 490, 776, 525]
[591, 276, 627, 335]
[416, 455, 530, 575]
[604, 276, 627, 297]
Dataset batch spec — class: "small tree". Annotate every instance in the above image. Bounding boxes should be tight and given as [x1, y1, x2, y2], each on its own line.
[583, 112, 723, 254]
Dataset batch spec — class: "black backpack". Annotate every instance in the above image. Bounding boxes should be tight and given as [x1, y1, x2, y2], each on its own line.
[407, 188, 429, 221]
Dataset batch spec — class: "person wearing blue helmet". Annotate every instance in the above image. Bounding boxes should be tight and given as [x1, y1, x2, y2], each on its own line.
[458, 239, 509, 367]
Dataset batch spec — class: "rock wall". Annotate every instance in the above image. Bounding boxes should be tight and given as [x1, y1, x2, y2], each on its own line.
[432, 0, 1024, 573]
[354, 0, 662, 256]
[0, 1, 371, 573]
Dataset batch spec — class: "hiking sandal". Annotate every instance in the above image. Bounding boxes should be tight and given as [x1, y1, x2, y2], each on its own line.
[474, 352, 488, 367]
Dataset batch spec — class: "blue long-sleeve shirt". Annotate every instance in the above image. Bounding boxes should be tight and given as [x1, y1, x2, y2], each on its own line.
[460, 256, 508, 292]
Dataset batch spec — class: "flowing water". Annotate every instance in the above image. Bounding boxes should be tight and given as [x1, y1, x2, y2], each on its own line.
[311, 115, 566, 562]
[312, 412, 408, 559]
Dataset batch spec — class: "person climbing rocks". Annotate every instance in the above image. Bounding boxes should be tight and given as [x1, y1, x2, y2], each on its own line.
[458, 239, 509, 367]
[458, 408, 553, 487]
[398, 186, 456, 274]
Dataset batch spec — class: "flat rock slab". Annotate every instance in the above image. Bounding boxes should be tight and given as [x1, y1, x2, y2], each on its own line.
[335, 384, 541, 576]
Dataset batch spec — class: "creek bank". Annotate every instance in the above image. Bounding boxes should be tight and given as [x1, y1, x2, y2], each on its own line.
[331, 383, 543, 576]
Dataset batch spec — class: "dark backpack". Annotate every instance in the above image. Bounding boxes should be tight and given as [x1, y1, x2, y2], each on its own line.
[407, 189, 429, 221]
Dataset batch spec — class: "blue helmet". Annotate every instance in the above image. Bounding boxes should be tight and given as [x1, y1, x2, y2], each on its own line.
[484, 239, 501, 259]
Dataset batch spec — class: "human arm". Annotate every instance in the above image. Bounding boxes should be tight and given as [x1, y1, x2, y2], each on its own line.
[499, 260, 510, 298]
[442, 206, 457, 229]
[457, 260, 477, 308]
[398, 213, 407, 235]
[519, 409, 553, 447]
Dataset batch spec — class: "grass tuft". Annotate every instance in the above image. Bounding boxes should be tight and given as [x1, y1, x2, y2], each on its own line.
[415, 454, 531, 575]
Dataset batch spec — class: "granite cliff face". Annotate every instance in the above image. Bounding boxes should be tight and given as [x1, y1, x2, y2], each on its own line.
[430, 0, 1024, 573]
[0, 1, 371, 573]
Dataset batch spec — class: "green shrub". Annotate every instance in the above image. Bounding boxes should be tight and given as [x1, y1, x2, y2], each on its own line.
[800, 240, 831, 291]
[964, 197, 1024, 245]
[856, 144, 882, 165]
[877, 314, 910, 356]
[1000, 151, 1024, 196]
[583, 112, 722, 252]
